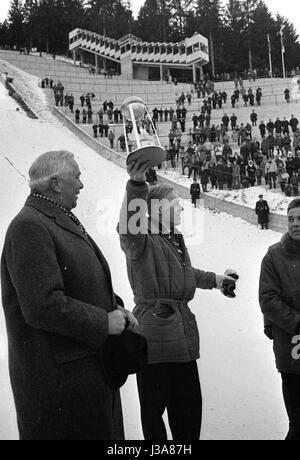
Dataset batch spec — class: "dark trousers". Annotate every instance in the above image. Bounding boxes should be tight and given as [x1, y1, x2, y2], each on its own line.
[137, 362, 202, 441]
[282, 373, 300, 440]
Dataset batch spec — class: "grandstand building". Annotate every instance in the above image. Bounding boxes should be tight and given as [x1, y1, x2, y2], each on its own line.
[69, 28, 209, 82]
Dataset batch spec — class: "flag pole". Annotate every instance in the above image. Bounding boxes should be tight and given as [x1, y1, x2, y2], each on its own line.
[267, 34, 273, 78]
[280, 28, 286, 79]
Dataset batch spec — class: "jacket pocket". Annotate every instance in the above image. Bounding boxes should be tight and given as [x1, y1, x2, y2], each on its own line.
[140, 310, 183, 342]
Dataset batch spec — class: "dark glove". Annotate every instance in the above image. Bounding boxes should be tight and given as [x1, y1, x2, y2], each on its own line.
[221, 271, 239, 299]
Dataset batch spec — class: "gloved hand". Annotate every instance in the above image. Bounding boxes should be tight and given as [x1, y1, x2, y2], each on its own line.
[216, 270, 239, 299]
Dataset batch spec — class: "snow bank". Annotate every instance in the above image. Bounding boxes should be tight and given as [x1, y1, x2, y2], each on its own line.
[159, 169, 293, 215]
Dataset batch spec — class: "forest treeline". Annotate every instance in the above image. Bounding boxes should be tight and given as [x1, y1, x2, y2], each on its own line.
[1, 0, 299, 75]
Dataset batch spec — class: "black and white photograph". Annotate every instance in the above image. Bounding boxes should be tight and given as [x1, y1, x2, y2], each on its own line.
[1, 0, 300, 444]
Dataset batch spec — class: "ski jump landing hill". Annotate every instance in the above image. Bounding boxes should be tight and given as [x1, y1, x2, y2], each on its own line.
[0, 49, 293, 233]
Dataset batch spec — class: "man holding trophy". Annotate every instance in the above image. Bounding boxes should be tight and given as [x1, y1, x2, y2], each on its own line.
[118, 97, 239, 440]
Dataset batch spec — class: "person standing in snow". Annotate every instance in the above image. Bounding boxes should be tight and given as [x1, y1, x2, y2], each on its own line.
[190, 178, 201, 207]
[75, 108, 80, 124]
[255, 194, 270, 230]
[108, 130, 115, 149]
[118, 159, 238, 441]
[259, 198, 300, 440]
[1, 151, 140, 440]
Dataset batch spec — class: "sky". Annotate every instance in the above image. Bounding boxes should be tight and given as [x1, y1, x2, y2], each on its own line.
[0, 0, 299, 36]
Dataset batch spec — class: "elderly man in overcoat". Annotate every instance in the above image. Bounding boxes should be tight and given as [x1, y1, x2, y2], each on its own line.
[1, 150, 137, 440]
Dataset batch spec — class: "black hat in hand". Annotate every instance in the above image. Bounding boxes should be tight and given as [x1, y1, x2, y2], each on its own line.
[101, 330, 148, 389]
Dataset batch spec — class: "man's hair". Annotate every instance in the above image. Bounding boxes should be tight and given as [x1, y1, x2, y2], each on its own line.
[288, 198, 300, 214]
[29, 150, 75, 192]
[147, 184, 175, 214]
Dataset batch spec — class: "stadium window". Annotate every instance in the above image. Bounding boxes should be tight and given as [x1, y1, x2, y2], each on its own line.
[187, 46, 193, 55]
[121, 46, 126, 54]
[161, 46, 166, 54]
[167, 47, 172, 54]
[173, 47, 179, 54]
[154, 46, 159, 54]
[193, 43, 199, 52]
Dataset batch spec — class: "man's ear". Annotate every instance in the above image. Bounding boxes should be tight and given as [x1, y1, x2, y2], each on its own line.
[49, 176, 61, 193]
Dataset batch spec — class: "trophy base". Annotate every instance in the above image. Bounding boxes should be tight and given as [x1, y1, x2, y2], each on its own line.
[126, 146, 166, 169]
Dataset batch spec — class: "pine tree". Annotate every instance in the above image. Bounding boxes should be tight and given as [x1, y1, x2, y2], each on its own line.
[188, 0, 223, 77]
[85, 0, 133, 39]
[222, 0, 246, 73]
[0, 21, 10, 47]
[23, 0, 38, 48]
[134, 0, 170, 42]
[8, 0, 25, 48]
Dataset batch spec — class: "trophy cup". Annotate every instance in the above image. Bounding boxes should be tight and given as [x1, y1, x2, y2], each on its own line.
[120, 96, 166, 167]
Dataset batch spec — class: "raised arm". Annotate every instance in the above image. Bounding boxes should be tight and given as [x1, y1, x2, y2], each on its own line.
[118, 160, 152, 261]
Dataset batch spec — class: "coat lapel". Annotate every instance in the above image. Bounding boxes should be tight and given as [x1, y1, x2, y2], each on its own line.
[86, 235, 114, 291]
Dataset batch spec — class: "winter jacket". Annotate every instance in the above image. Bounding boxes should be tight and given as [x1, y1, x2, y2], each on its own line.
[118, 181, 216, 365]
[255, 200, 270, 223]
[265, 161, 277, 175]
[259, 233, 300, 374]
[232, 164, 240, 178]
[286, 158, 296, 175]
[190, 183, 201, 198]
[277, 167, 288, 183]
[293, 132, 300, 148]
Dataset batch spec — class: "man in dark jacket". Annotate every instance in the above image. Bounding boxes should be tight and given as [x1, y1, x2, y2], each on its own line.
[290, 115, 299, 134]
[259, 199, 300, 440]
[255, 194, 270, 229]
[118, 159, 237, 441]
[190, 178, 201, 207]
[250, 110, 258, 127]
[231, 114, 238, 131]
[1, 150, 138, 440]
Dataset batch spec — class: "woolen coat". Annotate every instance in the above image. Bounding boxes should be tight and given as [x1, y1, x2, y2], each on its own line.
[255, 200, 270, 225]
[1, 195, 124, 440]
[259, 233, 300, 374]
